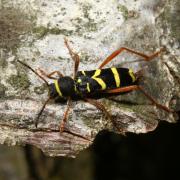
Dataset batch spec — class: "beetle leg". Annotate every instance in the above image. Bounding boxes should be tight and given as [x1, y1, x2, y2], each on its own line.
[137, 86, 173, 113]
[59, 98, 72, 133]
[38, 69, 63, 79]
[84, 98, 111, 119]
[105, 85, 173, 113]
[84, 98, 125, 133]
[99, 47, 164, 69]
[105, 85, 139, 94]
[64, 38, 80, 78]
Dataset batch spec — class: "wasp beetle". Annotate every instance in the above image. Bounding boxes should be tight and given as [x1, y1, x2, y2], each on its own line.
[18, 38, 173, 132]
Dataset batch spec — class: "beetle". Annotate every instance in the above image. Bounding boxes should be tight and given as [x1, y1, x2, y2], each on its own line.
[17, 38, 173, 132]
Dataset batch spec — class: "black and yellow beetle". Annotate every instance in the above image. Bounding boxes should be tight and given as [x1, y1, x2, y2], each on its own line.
[18, 38, 173, 132]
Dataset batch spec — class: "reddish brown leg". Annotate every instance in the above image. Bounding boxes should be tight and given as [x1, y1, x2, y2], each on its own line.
[105, 85, 173, 113]
[59, 98, 72, 133]
[99, 47, 164, 69]
[84, 98, 111, 120]
[84, 98, 125, 133]
[64, 38, 80, 78]
[137, 86, 173, 113]
[105, 85, 139, 94]
[38, 68, 63, 79]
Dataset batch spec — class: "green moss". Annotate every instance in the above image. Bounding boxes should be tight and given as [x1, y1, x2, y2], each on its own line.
[61, 7, 66, 11]
[82, 4, 98, 32]
[0, 83, 7, 97]
[48, 27, 73, 35]
[49, 27, 62, 34]
[0, 7, 33, 51]
[58, 56, 64, 60]
[0, 57, 8, 68]
[82, 3, 92, 19]
[159, 1, 180, 40]
[7, 73, 30, 90]
[32, 26, 49, 38]
[33, 26, 73, 38]
[117, 4, 129, 20]
[80, 115, 96, 129]
[34, 50, 41, 57]
[72, 17, 83, 24]
[74, 19, 98, 35]
[84, 20, 98, 32]
[72, 3, 98, 35]
[170, 7, 180, 39]
[50, 28, 73, 36]
[80, 52, 92, 63]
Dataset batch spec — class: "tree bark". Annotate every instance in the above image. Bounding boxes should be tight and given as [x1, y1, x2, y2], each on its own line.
[0, 0, 179, 157]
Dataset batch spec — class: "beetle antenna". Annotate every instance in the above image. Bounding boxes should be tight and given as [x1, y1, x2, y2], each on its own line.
[35, 96, 51, 128]
[17, 60, 51, 128]
[17, 60, 49, 87]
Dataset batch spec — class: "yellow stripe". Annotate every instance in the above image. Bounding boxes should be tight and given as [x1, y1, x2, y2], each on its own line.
[81, 71, 86, 76]
[129, 69, 136, 82]
[87, 83, 91, 92]
[92, 69, 106, 90]
[77, 78, 82, 83]
[111, 67, 120, 87]
[74, 85, 77, 92]
[54, 80, 63, 97]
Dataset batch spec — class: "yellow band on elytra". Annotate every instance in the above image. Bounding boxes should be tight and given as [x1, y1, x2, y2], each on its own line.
[81, 71, 86, 76]
[129, 69, 136, 82]
[92, 69, 106, 90]
[87, 83, 91, 92]
[111, 67, 120, 87]
[54, 80, 63, 97]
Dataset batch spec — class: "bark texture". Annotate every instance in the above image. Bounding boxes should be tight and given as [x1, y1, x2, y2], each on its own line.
[0, 0, 179, 157]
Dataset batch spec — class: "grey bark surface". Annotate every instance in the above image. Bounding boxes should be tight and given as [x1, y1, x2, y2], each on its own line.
[0, 0, 179, 157]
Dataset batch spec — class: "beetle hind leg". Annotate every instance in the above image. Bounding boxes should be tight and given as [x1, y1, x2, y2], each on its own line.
[84, 98, 111, 119]
[84, 98, 125, 133]
[105, 85, 174, 113]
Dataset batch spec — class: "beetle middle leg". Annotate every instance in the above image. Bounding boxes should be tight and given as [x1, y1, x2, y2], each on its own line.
[59, 97, 72, 133]
[60, 98, 111, 133]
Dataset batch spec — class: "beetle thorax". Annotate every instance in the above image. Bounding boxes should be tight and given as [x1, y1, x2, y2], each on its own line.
[49, 76, 75, 98]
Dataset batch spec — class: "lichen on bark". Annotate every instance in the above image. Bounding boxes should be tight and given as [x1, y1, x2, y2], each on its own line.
[0, 0, 179, 157]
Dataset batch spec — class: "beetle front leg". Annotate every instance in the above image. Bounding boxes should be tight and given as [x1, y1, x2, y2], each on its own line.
[38, 69, 63, 79]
